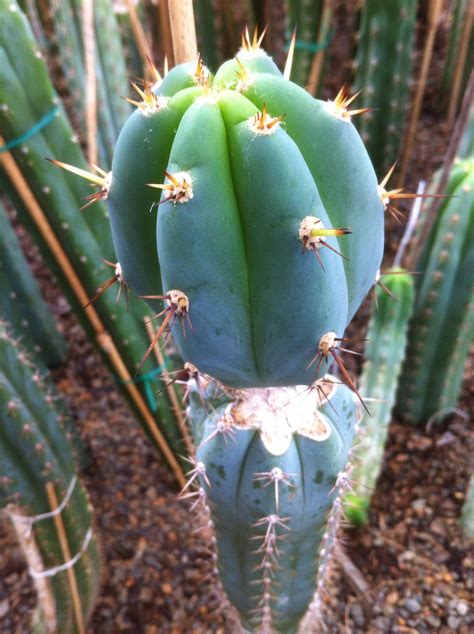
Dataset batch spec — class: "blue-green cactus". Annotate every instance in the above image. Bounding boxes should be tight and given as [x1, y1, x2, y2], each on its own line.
[105, 44, 384, 389]
[187, 377, 357, 632]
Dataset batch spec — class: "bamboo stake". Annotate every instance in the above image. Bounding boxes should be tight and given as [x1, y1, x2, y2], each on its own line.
[167, 0, 198, 65]
[306, 0, 332, 96]
[126, 0, 154, 81]
[159, 0, 174, 68]
[447, 0, 474, 127]
[144, 319, 194, 457]
[45, 482, 84, 634]
[7, 507, 57, 633]
[0, 141, 185, 488]
[82, 0, 97, 166]
[398, 0, 443, 186]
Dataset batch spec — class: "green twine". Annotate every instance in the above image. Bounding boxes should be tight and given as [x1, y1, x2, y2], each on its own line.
[0, 106, 60, 153]
[115, 363, 168, 412]
[284, 30, 334, 54]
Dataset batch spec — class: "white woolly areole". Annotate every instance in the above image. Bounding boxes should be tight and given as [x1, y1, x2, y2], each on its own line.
[299, 215, 324, 250]
[228, 386, 332, 455]
[324, 99, 351, 122]
[237, 47, 267, 59]
[377, 184, 390, 207]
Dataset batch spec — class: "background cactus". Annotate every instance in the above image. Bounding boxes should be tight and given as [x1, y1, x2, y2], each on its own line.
[284, 0, 326, 88]
[107, 47, 384, 388]
[0, 0, 188, 479]
[344, 268, 414, 526]
[461, 475, 474, 540]
[187, 376, 357, 631]
[396, 158, 474, 423]
[352, 0, 418, 175]
[0, 202, 67, 368]
[0, 320, 101, 633]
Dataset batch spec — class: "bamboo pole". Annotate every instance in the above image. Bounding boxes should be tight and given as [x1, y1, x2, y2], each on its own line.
[306, 0, 332, 96]
[126, 0, 154, 80]
[447, 0, 474, 127]
[45, 482, 84, 634]
[82, 0, 97, 166]
[398, 0, 444, 187]
[0, 140, 185, 488]
[144, 319, 194, 457]
[167, 0, 198, 65]
[8, 508, 57, 633]
[159, 0, 174, 68]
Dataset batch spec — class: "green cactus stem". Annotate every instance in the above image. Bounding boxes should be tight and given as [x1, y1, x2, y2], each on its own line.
[285, 0, 325, 88]
[105, 44, 384, 389]
[352, 0, 418, 175]
[396, 158, 474, 423]
[344, 268, 414, 526]
[0, 202, 67, 368]
[0, 0, 188, 475]
[187, 375, 357, 632]
[0, 321, 101, 633]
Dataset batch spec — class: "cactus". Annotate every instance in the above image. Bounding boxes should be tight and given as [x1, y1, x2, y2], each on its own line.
[0, 320, 101, 633]
[344, 269, 414, 526]
[285, 0, 325, 87]
[0, 202, 67, 368]
[396, 158, 474, 423]
[0, 0, 188, 475]
[103, 43, 384, 388]
[352, 0, 418, 174]
[187, 375, 357, 631]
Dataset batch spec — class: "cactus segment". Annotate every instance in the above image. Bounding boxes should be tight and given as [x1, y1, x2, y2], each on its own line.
[0, 322, 101, 633]
[345, 269, 415, 526]
[240, 74, 384, 320]
[352, 0, 418, 174]
[188, 379, 356, 632]
[108, 87, 204, 300]
[154, 58, 213, 97]
[0, 1, 188, 467]
[397, 159, 474, 423]
[285, 0, 325, 87]
[0, 203, 67, 368]
[461, 474, 474, 540]
[109, 52, 383, 388]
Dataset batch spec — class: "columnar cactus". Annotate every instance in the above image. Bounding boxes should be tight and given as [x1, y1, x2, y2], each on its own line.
[0, 0, 187, 469]
[187, 376, 357, 631]
[0, 321, 102, 633]
[99, 37, 385, 630]
[396, 159, 474, 423]
[344, 269, 414, 526]
[352, 0, 418, 174]
[0, 202, 67, 368]
[285, 0, 325, 87]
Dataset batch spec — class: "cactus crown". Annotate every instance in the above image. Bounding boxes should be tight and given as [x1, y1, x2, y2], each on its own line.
[104, 42, 384, 389]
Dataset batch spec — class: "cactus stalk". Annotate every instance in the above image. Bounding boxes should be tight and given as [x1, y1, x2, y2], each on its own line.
[344, 269, 414, 526]
[0, 320, 102, 633]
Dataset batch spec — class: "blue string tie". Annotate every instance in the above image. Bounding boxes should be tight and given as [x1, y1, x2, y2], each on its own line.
[0, 105, 60, 153]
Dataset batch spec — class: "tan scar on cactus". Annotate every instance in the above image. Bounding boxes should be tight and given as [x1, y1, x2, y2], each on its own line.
[299, 216, 351, 270]
[227, 386, 331, 455]
[148, 171, 194, 205]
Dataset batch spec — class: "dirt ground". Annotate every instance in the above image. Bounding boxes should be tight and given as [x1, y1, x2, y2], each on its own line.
[0, 4, 473, 633]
